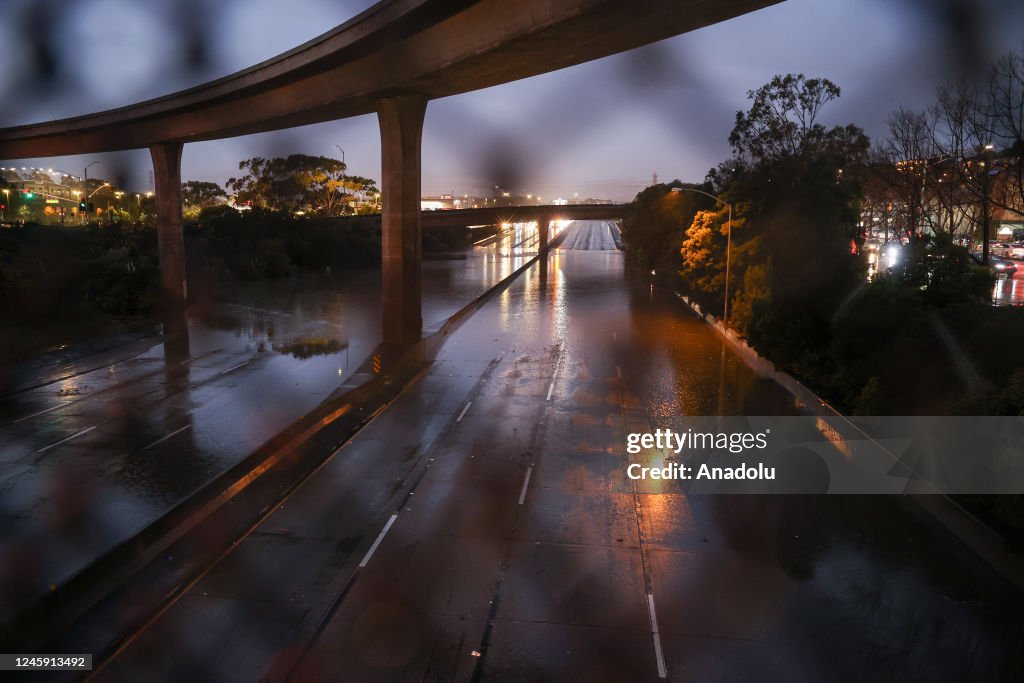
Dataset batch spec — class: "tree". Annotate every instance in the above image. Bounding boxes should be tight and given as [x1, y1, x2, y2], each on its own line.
[227, 157, 275, 209]
[291, 158, 348, 215]
[679, 206, 729, 305]
[227, 154, 356, 215]
[182, 180, 226, 219]
[908, 48, 1024, 263]
[983, 50, 1024, 214]
[621, 182, 711, 282]
[729, 74, 843, 165]
[340, 175, 380, 213]
[182, 180, 226, 208]
[872, 108, 940, 242]
[691, 74, 867, 368]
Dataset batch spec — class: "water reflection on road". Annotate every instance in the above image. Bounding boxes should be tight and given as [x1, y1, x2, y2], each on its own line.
[992, 270, 1024, 306]
[190, 223, 544, 382]
[0, 221, 543, 629]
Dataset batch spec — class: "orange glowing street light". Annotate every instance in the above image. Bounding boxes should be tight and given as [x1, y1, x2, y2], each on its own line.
[88, 182, 110, 199]
[671, 187, 734, 325]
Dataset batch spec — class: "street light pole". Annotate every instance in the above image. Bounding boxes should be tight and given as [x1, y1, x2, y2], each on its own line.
[724, 201, 733, 325]
[84, 161, 99, 225]
[670, 187, 734, 326]
[335, 145, 346, 215]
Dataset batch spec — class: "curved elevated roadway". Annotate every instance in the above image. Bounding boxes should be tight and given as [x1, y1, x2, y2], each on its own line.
[0, 0, 780, 345]
[0, 0, 777, 157]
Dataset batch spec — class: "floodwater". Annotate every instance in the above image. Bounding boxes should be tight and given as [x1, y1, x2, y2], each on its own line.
[89, 224, 1024, 682]
[0, 222, 543, 628]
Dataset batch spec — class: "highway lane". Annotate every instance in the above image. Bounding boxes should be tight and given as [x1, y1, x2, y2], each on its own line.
[555, 219, 622, 251]
[0, 226, 539, 634]
[92, 246, 1023, 682]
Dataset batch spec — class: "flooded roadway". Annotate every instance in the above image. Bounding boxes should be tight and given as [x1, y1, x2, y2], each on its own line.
[993, 268, 1024, 306]
[84, 225, 1022, 682]
[0, 223, 541, 633]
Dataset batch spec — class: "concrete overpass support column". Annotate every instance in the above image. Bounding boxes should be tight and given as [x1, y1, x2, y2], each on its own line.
[150, 142, 189, 357]
[538, 214, 551, 253]
[150, 142, 187, 310]
[377, 96, 427, 345]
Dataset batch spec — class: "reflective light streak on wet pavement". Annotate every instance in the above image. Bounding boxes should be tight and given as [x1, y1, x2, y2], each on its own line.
[993, 269, 1024, 306]
[0, 224, 541, 636]
[86, 223, 1023, 682]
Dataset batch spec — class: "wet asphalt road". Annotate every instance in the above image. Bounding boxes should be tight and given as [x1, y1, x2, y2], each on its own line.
[0, 228, 537, 630]
[88, 223, 1022, 682]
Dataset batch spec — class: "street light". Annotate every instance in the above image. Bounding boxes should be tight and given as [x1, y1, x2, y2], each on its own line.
[83, 161, 100, 196]
[334, 145, 346, 215]
[88, 182, 110, 199]
[671, 187, 734, 326]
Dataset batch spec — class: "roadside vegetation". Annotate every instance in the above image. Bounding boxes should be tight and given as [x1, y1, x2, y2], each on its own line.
[624, 63, 1024, 418]
[623, 59, 1024, 535]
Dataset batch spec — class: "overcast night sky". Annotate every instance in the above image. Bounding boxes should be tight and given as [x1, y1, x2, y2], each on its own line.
[1, 0, 1022, 201]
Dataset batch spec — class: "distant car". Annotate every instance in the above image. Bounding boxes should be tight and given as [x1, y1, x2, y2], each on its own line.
[972, 252, 1017, 278]
[990, 241, 1012, 257]
[992, 256, 1017, 277]
[1009, 243, 1024, 259]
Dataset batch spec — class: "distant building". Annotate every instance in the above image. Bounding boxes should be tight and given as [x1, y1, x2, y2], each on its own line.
[421, 195, 455, 211]
[3, 177, 81, 224]
[421, 193, 489, 210]
[6, 177, 78, 201]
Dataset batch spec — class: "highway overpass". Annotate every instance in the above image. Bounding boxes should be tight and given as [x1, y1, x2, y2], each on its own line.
[0, 0, 780, 344]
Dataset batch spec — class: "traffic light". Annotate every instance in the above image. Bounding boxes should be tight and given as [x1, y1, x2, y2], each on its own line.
[79, 201, 86, 210]
[24, 191, 34, 200]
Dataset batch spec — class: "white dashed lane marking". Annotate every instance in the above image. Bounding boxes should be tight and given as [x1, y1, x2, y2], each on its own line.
[647, 593, 667, 678]
[142, 424, 192, 451]
[37, 425, 97, 453]
[359, 514, 398, 568]
[518, 466, 533, 505]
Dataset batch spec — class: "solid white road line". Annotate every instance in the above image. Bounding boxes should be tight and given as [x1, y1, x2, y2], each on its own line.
[546, 381, 555, 401]
[142, 424, 192, 451]
[219, 359, 253, 376]
[15, 401, 73, 423]
[37, 425, 97, 453]
[456, 401, 472, 423]
[359, 513, 398, 568]
[647, 593, 668, 679]
[518, 466, 533, 505]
